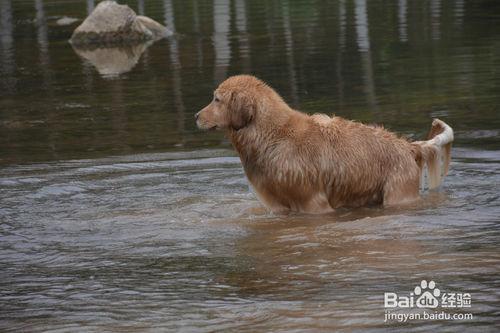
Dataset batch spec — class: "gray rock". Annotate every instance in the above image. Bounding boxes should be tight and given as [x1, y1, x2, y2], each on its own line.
[56, 16, 79, 26]
[70, 1, 171, 45]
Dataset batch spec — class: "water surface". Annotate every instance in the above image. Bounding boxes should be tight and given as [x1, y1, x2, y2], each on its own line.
[1, 0, 499, 332]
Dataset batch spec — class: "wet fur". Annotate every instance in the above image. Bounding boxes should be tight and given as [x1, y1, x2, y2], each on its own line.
[196, 75, 453, 214]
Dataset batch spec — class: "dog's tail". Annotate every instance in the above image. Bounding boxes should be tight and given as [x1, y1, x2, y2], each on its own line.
[413, 119, 454, 190]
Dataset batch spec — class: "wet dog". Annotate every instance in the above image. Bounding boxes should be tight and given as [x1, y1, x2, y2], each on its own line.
[196, 75, 453, 214]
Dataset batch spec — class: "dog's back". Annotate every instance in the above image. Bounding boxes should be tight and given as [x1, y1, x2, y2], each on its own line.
[235, 114, 453, 212]
[234, 115, 421, 211]
[310, 116, 422, 208]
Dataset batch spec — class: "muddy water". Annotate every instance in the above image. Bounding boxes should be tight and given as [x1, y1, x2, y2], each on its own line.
[1, 0, 500, 332]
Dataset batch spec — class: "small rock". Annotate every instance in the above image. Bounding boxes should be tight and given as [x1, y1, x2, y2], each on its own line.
[70, 0, 171, 45]
[56, 16, 79, 26]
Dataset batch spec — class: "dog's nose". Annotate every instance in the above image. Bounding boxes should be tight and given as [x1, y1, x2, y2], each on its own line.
[194, 112, 200, 120]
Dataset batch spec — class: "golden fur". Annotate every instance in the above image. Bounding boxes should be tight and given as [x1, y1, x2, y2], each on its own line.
[196, 75, 453, 214]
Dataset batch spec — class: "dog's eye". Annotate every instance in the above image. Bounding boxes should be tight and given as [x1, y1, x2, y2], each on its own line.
[214, 97, 220, 102]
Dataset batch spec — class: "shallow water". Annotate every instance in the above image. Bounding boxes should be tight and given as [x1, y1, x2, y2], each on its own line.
[1, 0, 500, 332]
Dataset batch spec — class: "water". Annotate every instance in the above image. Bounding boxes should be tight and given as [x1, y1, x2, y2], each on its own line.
[1, 0, 499, 331]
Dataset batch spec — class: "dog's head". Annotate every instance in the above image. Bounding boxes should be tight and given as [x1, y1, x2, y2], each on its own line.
[195, 75, 259, 131]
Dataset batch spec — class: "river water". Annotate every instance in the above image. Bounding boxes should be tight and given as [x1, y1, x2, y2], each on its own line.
[1, 0, 499, 332]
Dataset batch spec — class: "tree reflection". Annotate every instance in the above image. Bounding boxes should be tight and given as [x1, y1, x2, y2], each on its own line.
[213, 0, 231, 85]
[354, 0, 377, 111]
[398, 0, 408, 42]
[164, 0, 185, 139]
[34, 0, 52, 92]
[0, 0, 15, 92]
[235, 0, 250, 73]
[281, 0, 299, 106]
[431, 0, 442, 40]
[86, 0, 94, 15]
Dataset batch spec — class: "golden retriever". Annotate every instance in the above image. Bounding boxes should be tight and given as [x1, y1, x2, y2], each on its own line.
[196, 75, 453, 214]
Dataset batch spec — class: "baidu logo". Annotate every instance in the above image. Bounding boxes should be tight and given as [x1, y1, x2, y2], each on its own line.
[384, 279, 471, 309]
[383, 279, 473, 323]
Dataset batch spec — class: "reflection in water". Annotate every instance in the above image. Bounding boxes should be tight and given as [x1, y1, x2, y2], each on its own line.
[398, 0, 408, 42]
[163, 0, 185, 138]
[336, 0, 346, 107]
[281, 1, 299, 107]
[192, 0, 204, 69]
[454, 0, 465, 26]
[1, 0, 498, 164]
[138, 0, 145, 16]
[72, 43, 152, 76]
[354, 0, 377, 111]
[354, 0, 370, 52]
[86, 0, 94, 15]
[163, 0, 175, 34]
[431, 0, 442, 40]
[235, 0, 250, 73]
[82, 59, 94, 93]
[338, 0, 346, 50]
[109, 79, 128, 152]
[34, 0, 51, 90]
[235, 214, 428, 295]
[78, 0, 95, 91]
[0, 0, 14, 92]
[264, 1, 274, 53]
[213, 0, 231, 85]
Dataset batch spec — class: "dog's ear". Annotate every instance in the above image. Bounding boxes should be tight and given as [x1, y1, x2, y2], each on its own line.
[230, 92, 255, 130]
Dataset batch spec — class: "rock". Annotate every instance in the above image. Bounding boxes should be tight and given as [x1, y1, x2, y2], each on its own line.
[136, 15, 172, 39]
[56, 16, 79, 26]
[70, 1, 171, 45]
[72, 42, 151, 76]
